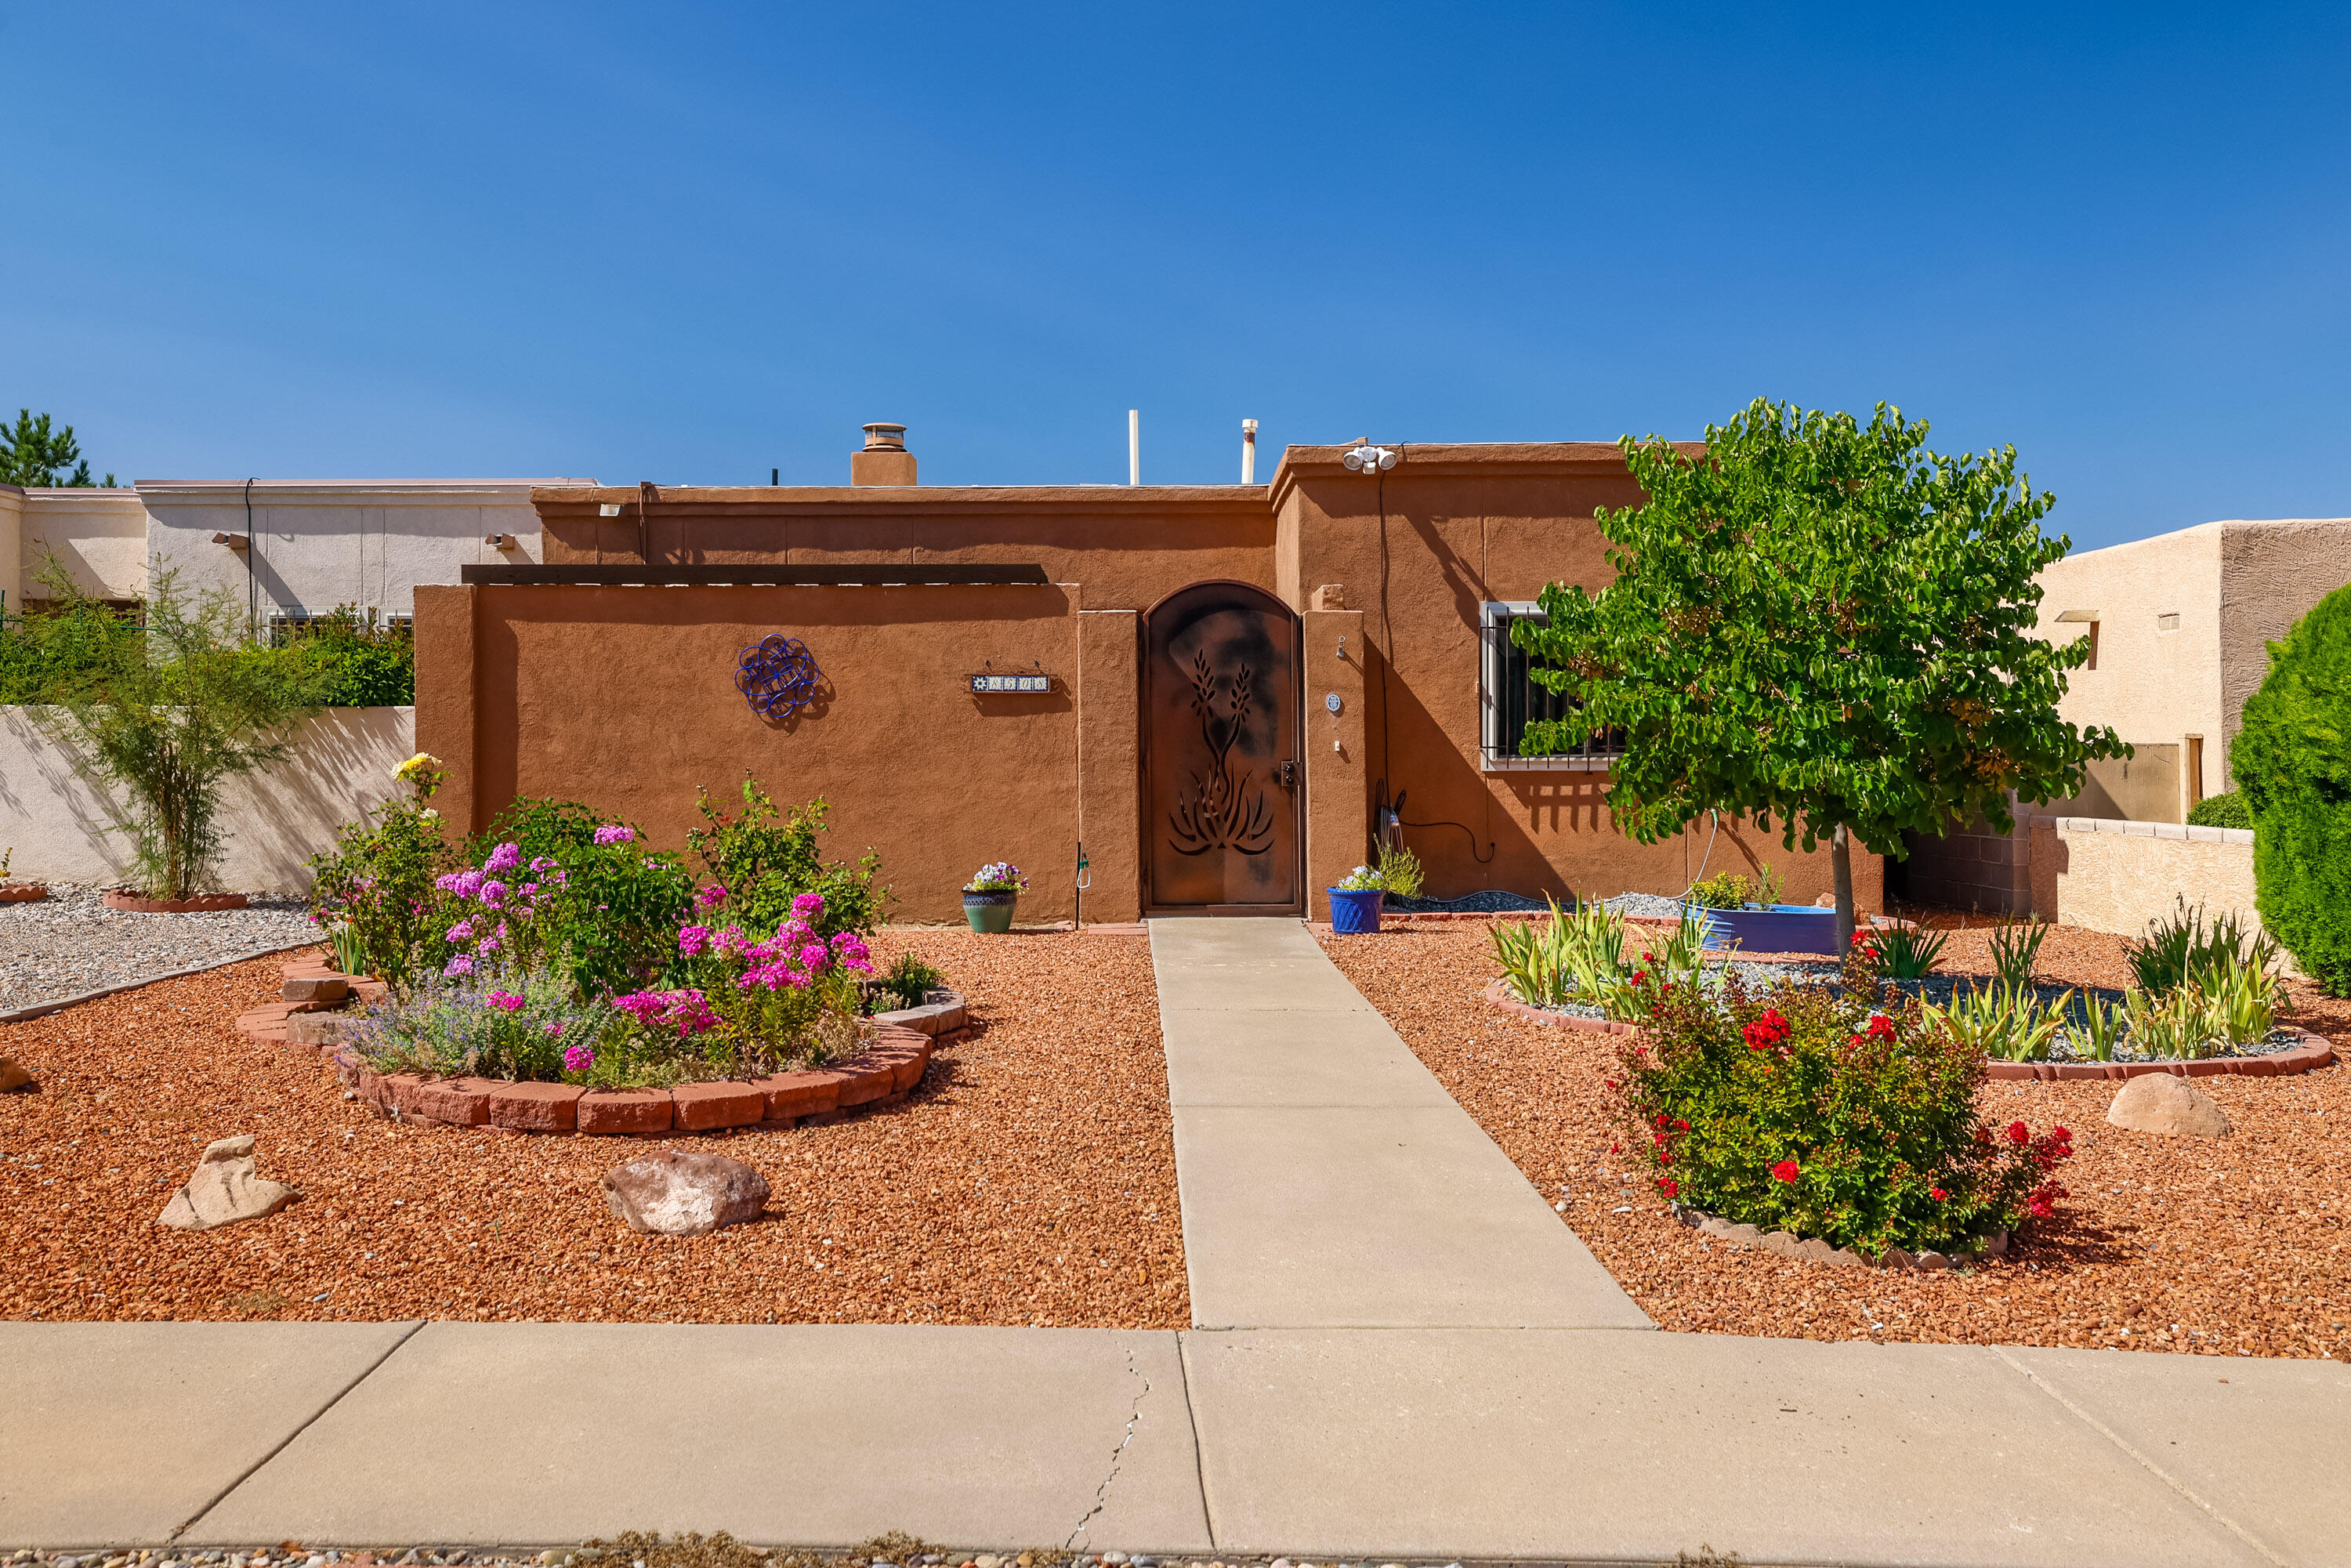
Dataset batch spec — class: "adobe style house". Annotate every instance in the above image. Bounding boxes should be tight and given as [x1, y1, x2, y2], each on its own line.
[414, 427, 1876, 923]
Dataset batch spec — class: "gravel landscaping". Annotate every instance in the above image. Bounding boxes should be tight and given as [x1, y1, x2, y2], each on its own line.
[0, 931, 1183, 1327]
[1318, 917, 2351, 1360]
[0, 882, 317, 1018]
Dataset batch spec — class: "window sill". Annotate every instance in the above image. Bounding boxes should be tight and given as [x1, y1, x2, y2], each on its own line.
[1480, 754, 1619, 774]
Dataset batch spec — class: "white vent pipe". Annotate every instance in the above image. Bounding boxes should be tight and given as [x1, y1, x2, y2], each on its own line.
[1241, 418, 1257, 484]
[1128, 409, 1140, 486]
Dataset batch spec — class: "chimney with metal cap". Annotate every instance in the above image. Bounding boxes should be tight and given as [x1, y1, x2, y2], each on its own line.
[851, 422, 917, 486]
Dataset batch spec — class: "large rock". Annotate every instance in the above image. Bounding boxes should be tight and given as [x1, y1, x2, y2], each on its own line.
[603, 1150, 771, 1237]
[2108, 1074, 2233, 1139]
[0, 1056, 31, 1092]
[158, 1135, 302, 1230]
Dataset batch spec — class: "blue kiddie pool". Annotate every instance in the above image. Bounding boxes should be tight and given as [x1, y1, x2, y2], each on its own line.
[1681, 903, 1840, 955]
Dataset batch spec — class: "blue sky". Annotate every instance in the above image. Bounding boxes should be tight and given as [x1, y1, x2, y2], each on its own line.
[3, 2, 2346, 550]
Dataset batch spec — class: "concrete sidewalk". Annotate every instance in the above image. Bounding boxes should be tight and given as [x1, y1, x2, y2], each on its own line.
[3, 1321, 2346, 1566]
[1151, 918, 1647, 1331]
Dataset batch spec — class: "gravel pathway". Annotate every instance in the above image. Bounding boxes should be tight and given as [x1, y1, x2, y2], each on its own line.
[1319, 919, 2351, 1360]
[0, 930, 1184, 1327]
[0, 882, 316, 1016]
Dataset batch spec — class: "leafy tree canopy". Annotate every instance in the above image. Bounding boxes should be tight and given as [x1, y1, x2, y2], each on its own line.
[1, 409, 114, 487]
[1513, 397, 2126, 946]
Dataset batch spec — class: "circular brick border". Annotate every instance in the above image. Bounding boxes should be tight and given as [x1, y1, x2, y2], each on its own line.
[1483, 979, 2336, 1076]
[237, 957, 962, 1135]
[103, 889, 249, 912]
[0, 883, 49, 903]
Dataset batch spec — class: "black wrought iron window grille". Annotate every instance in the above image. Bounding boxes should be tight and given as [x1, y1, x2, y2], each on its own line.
[1479, 603, 1625, 766]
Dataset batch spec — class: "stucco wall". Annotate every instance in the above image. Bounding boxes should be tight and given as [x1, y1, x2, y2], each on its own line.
[2036, 517, 2351, 803]
[16, 489, 149, 603]
[0, 487, 20, 615]
[530, 483, 1276, 614]
[2027, 816, 2269, 953]
[2035, 523, 2226, 801]
[139, 480, 579, 623]
[0, 706, 415, 891]
[2219, 519, 2351, 773]
[419, 582, 1103, 926]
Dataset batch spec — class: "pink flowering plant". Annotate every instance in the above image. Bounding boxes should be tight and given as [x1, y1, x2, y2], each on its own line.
[343, 965, 615, 1081]
[1613, 977, 2073, 1255]
[633, 889, 877, 1072]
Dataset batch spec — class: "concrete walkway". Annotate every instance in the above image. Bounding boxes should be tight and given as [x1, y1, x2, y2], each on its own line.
[5, 918, 2348, 1564]
[1150, 917, 1648, 1331]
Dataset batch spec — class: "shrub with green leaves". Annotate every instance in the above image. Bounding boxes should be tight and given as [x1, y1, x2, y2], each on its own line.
[1617, 980, 2074, 1254]
[2186, 791, 2253, 831]
[867, 951, 947, 1013]
[306, 753, 456, 987]
[470, 801, 696, 1000]
[1685, 865, 1784, 910]
[688, 779, 886, 941]
[34, 563, 325, 898]
[2233, 583, 2351, 994]
[2124, 896, 2277, 998]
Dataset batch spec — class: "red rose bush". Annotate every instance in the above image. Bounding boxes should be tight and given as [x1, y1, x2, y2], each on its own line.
[1615, 974, 2072, 1256]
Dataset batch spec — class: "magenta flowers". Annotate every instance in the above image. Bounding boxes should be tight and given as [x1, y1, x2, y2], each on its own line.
[593, 824, 636, 846]
[563, 1043, 596, 1074]
[486, 990, 525, 1012]
[614, 987, 719, 1036]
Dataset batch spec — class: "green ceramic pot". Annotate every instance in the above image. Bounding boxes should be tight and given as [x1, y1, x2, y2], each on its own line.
[963, 889, 1017, 934]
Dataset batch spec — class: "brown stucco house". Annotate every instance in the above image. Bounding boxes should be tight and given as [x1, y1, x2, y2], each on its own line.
[413, 427, 1876, 924]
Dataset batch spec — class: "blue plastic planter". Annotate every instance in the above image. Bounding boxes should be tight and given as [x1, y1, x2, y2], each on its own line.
[1681, 902, 1839, 955]
[1328, 887, 1385, 935]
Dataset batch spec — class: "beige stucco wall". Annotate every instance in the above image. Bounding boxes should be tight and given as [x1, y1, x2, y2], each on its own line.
[139, 480, 581, 623]
[17, 488, 150, 603]
[2218, 518, 2351, 773]
[2037, 518, 2351, 806]
[0, 487, 21, 616]
[0, 705, 415, 892]
[2027, 816, 2274, 954]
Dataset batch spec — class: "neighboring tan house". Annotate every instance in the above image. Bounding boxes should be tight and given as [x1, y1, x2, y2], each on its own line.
[1, 478, 590, 630]
[1900, 515, 2351, 917]
[2032, 517, 2351, 817]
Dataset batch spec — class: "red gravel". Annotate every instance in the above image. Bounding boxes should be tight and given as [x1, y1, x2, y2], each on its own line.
[0, 931, 1184, 1327]
[1320, 921, 2351, 1360]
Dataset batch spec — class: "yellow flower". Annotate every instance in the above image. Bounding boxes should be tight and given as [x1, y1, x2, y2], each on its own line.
[395, 751, 443, 780]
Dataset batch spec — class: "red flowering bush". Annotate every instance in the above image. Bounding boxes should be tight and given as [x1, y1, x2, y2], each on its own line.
[1615, 977, 2073, 1255]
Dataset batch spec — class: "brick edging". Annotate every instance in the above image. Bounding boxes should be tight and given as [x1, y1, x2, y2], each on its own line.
[0, 884, 49, 904]
[237, 958, 955, 1135]
[1481, 980, 2336, 1077]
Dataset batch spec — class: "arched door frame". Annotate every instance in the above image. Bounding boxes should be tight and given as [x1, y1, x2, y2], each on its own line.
[1139, 579, 1305, 916]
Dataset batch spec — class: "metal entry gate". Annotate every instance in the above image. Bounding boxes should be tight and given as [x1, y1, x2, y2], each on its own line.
[1143, 581, 1302, 912]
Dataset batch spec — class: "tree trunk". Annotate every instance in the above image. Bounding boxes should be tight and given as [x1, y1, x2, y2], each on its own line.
[1831, 823, 1856, 956]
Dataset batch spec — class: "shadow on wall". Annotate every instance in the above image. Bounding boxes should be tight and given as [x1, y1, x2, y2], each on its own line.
[0, 705, 139, 884]
[0, 704, 415, 892]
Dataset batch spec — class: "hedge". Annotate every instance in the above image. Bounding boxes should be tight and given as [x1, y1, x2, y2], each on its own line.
[2233, 584, 2351, 994]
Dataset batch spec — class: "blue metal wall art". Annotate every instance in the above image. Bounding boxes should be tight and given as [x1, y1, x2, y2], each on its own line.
[735, 634, 822, 720]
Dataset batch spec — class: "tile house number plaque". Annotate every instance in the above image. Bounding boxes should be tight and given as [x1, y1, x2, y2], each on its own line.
[971, 674, 1051, 693]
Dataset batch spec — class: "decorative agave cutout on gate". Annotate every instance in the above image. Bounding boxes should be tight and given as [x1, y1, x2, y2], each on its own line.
[1168, 647, 1275, 856]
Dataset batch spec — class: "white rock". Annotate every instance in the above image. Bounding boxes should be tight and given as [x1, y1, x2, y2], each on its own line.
[602, 1150, 770, 1237]
[157, 1135, 301, 1230]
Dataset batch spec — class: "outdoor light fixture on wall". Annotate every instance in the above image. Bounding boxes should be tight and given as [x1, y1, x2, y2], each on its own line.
[211, 532, 248, 549]
[1342, 444, 1399, 473]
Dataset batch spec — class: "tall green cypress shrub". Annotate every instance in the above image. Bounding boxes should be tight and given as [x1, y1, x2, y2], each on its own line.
[2233, 585, 2351, 995]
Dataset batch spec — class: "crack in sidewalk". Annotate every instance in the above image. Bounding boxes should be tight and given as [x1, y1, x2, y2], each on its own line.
[1066, 1347, 1152, 1551]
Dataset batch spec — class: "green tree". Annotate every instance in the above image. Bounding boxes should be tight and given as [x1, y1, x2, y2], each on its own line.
[1, 410, 114, 487]
[2233, 584, 2351, 994]
[37, 560, 327, 898]
[1513, 398, 2126, 951]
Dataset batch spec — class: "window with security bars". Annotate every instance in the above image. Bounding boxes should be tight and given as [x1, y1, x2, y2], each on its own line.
[267, 610, 412, 646]
[1480, 602, 1625, 767]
